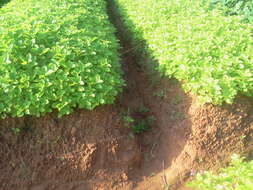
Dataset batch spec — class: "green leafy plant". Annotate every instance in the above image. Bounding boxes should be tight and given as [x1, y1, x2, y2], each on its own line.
[122, 115, 134, 125]
[114, 0, 253, 105]
[0, 0, 124, 118]
[0, 0, 10, 7]
[240, 135, 246, 140]
[188, 154, 253, 190]
[122, 108, 154, 134]
[132, 120, 149, 134]
[11, 127, 21, 135]
[138, 104, 149, 114]
[133, 115, 155, 134]
[122, 108, 134, 126]
[209, 0, 253, 22]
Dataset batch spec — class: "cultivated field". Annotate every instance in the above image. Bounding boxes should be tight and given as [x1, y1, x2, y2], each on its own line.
[0, 0, 252, 190]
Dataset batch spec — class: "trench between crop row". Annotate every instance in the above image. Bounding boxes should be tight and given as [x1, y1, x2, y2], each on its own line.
[106, 1, 253, 189]
[106, 1, 194, 189]
[106, 0, 156, 136]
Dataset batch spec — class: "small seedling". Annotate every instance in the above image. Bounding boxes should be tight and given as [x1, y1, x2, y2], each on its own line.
[122, 109, 155, 134]
[154, 90, 166, 99]
[132, 120, 149, 134]
[240, 135, 246, 140]
[122, 108, 135, 127]
[138, 104, 149, 114]
[132, 115, 156, 134]
[11, 127, 21, 135]
[123, 115, 134, 124]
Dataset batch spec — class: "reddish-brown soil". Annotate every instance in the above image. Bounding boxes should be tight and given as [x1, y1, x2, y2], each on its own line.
[0, 106, 140, 190]
[0, 1, 253, 190]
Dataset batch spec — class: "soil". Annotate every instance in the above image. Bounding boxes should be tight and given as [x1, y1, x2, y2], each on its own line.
[0, 1, 253, 190]
[0, 106, 140, 190]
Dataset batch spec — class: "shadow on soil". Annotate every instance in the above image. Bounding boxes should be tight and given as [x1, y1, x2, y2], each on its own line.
[107, 1, 253, 190]
[107, 1, 193, 189]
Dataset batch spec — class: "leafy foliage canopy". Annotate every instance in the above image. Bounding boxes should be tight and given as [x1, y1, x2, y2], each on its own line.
[0, 0, 124, 117]
[114, 0, 253, 104]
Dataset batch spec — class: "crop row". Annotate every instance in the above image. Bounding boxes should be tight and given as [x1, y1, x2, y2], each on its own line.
[210, 0, 253, 22]
[189, 154, 253, 189]
[0, 0, 9, 8]
[114, 0, 253, 104]
[0, 0, 124, 117]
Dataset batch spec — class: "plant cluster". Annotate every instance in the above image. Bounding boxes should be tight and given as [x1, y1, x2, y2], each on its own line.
[188, 154, 253, 190]
[209, 0, 253, 22]
[114, 0, 253, 105]
[0, 0, 124, 117]
[0, 0, 10, 8]
[122, 108, 154, 134]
